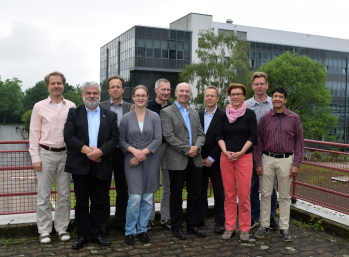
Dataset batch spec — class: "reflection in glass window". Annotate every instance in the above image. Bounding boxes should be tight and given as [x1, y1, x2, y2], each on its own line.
[146, 48, 153, 57]
[176, 42, 183, 50]
[169, 41, 176, 50]
[162, 49, 169, 58]
[154, 49, 161, 58]
[177, 51, 183, 60]
[146, 39, 152, 48]
[161, 41, 168, 49]
[154, 40, 161, 48]
[169, 50, 176, 59]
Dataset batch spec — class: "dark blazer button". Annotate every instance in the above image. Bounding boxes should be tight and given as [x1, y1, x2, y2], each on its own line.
[187, 137, 189, 139]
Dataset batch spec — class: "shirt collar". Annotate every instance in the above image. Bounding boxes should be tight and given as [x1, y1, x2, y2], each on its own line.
[47, 95, 66, 104]
[251, 95, 271, 105]
[110, 99, 123, 107]
[85, 105, 100, 114]
[175, 101, 187, 110]
[271, 106, 288, 116]
[204, 105, 217, 115]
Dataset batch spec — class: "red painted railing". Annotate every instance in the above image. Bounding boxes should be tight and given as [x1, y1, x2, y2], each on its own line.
[291, 139, 349, 215]
[0, 141, 212, 215]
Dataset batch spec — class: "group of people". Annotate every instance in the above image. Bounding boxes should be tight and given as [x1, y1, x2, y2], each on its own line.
[28, 70, 303, 250]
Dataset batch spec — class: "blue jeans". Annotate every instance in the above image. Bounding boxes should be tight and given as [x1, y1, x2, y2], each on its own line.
[125, 193, 153, 235]
[250, 164, 277, 221]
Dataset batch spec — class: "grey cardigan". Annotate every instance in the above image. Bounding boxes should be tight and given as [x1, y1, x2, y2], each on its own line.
[119, 109, 162, 194]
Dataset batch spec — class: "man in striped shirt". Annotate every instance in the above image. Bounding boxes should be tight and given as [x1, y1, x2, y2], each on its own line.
[254, 86, 304, 242]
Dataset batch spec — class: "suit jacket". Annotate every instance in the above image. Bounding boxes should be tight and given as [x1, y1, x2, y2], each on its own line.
[64, 105, 119, 180]
[99, 99, 132, 115]
[199, 107, 225, 171]
[160, 103, 205, 170]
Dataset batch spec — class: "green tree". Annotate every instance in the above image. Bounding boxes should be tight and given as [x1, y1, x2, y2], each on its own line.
[0, 77, 23, 123]
[179, 29, 251, 110]
[258, 51, 337, 141]
[21, 110, 32, 131]
[22, 81, 49, 111]
[64, 85, 84, 107]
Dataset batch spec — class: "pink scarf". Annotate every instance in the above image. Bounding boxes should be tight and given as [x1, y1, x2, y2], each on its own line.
[226, 101, 247, 123]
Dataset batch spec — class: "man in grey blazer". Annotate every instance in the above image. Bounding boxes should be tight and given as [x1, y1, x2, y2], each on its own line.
[99, 75, 133, 235]
[160, 82, 206, 240]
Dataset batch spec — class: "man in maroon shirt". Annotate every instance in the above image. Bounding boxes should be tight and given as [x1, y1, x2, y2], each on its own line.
[254, 86, 303, 242]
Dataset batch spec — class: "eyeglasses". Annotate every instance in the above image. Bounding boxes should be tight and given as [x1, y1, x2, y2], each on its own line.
[253, 83, 267, 87]
[204, 94, 217, 98]
[134, 95, 148, 99]
[109, 86, 123, 90]
[230, 93, 244, 97]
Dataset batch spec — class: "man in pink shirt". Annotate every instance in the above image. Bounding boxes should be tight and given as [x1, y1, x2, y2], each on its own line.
[29, 71, 76, 244]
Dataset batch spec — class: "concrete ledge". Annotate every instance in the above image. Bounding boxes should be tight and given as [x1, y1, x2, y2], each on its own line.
[290, 206, 349, 239]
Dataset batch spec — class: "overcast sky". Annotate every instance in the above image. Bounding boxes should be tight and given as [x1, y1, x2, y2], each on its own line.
[1, 0, 348, 91]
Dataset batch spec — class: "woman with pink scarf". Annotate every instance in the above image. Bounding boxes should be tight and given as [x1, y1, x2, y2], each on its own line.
[216, 83, 257, 242]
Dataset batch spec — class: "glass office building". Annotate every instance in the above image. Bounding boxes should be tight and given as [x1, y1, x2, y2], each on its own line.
[101, 13, 349, 143]
[100, 26, 192, 102]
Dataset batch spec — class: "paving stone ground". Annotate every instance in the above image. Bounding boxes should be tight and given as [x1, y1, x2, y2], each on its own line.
[1, 217, 349, 256]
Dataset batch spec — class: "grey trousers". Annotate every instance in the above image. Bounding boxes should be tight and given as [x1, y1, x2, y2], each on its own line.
[149, 143, 170, 221]
[36, 148, 71, 234]
[260, 154, 293, 230]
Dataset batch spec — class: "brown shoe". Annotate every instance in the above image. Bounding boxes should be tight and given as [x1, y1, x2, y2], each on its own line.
[222, 230, 235, 240]
[240, 231, 249, 242]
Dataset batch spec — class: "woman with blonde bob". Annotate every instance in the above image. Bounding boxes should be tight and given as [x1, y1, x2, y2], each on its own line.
[119, 85, 162, 245]
[216, 83, 257, 242]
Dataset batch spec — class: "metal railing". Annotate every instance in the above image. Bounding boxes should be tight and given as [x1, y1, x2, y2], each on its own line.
[0, 141, 212, 215]
[291, 139, 349, 215]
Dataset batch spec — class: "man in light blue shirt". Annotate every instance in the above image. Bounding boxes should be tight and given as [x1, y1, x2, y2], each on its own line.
[86, 106, 100, 148]
[246, 72, 278, 231]
[198, 86, 225, 233]
[160, 83, 206, 240]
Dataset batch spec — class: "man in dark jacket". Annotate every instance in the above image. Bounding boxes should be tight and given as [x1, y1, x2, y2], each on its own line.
[64, 81, 118, 249]
[198, 86, 225, 233]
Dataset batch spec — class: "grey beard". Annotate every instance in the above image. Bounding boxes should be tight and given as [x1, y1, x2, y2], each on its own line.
[84, 98, 100, 109]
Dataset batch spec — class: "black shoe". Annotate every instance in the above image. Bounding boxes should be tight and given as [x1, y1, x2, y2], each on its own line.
[137, 232, 150, 242]
[116, 225, 126, 234]
[72, 237, 88, 249]
[146, 220, 154, 229]
[91, 236, 111, 246]
[198, 221, 205, 227]
[269, 218, 279, 230]
[250, 219, 259, 229]
[172, 227, 187, 240]
[214, 223, 225, 234]
[254, 227, 269, 238]
[125, 234, 135, 245]
[102, 226, 108, 236]
[279, 229, 293, 242]
[187, 227, 207, 237]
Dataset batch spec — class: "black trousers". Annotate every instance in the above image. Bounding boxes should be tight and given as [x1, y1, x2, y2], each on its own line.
[73, 164, 110, 241]
[103, 148, 128, 228]
[169, 157, 202, 230]
[198, 166, 225, 225]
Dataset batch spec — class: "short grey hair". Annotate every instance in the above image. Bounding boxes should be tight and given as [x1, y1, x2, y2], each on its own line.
[81, 81, 101, 94]
[175, 82, 191, 92]
[155, 78, 170, 89]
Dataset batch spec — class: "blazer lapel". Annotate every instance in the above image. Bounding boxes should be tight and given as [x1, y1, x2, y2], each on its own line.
[97, 107, 107, 144]
[172, 104, 188, 130]
[206, 108, 221, 135]
[81, 105, 89, 143]
[199, 111, 204, 131]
